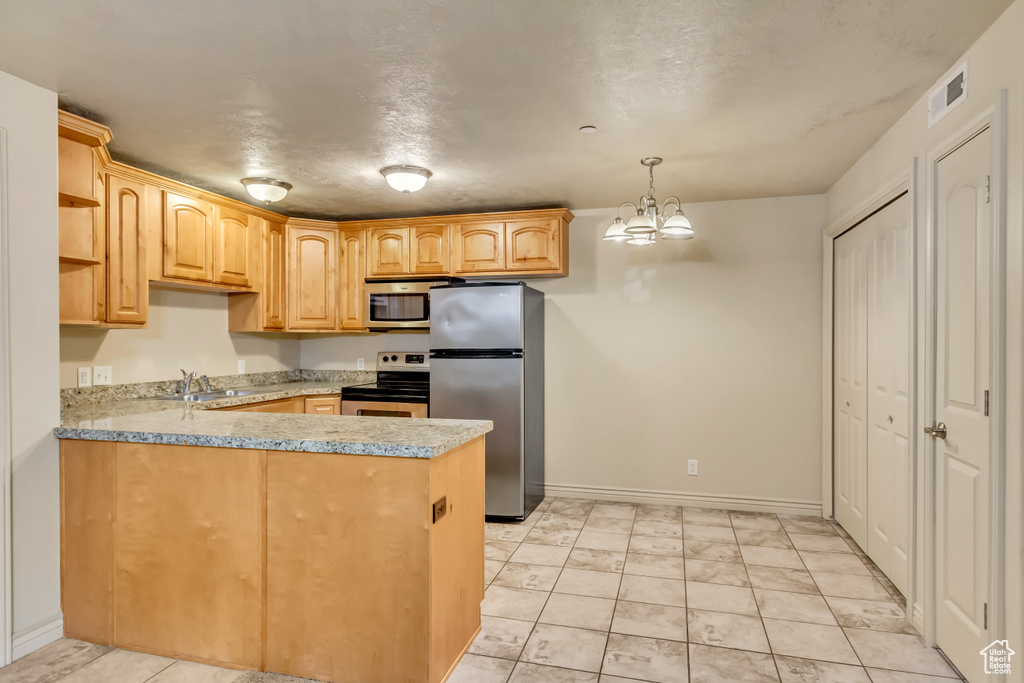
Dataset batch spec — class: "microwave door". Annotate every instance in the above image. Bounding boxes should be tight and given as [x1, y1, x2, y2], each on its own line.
[367, 291, 430, 328]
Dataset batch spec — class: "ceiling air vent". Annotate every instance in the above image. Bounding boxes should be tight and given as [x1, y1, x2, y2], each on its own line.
[928, 61, 968, 128]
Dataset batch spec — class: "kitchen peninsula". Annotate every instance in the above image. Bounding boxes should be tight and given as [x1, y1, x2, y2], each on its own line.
[55, 379, 491, 683]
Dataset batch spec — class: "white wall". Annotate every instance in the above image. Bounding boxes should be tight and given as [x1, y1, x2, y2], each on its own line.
[825, 0, 1023, 652]
[59, 288, 302, 388]
[0, 70, 61, 655]
[301, 331, 428, 372]
[303, 195, 827, 512]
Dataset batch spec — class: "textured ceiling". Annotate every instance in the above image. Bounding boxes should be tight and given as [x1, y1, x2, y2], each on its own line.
[0, 0, 1013, 219]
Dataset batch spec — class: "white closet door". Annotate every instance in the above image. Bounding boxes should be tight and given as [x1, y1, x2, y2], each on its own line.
[833, 194, 911, 592]
[834, 217, 870, 548]
[865, 194, 911, 595]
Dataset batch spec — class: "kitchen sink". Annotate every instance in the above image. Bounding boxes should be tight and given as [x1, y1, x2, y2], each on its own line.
[142, 387, 277, 402]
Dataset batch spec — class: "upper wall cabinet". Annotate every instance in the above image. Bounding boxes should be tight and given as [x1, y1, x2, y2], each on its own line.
[263, 220, 287, 330]
[287, 222, 338, 331]
[164, 193, 215, 282]
[368, 224, 451, 277]
[411, 224, 449, 275]
[340, 228, 366, 329]
[368, 227, 410, 277]
[451, 212, 570, 276]
[105, 173, 148, 325]
[213, 205, 254, 287]
[453, 221, 505, 274]
[506, 218, 561, 272]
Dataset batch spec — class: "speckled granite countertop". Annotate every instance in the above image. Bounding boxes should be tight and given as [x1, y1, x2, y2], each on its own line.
[55, 378, 491, 459]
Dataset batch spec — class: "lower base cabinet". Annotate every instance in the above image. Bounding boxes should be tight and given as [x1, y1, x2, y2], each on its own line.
[59, 438, 484, 683]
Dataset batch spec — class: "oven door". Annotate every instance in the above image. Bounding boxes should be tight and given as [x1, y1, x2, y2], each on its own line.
[341, 400, 428, 418]
[364, 281, 432, 329]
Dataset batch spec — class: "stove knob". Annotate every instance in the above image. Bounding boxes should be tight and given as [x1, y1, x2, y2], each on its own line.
[381, 356, 389, 363]
[391, 354, 398, 362]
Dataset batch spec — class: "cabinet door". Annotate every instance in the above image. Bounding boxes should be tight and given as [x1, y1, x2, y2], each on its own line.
[304, 397, 340, 415]
[505, 218, 561, 272]
[368, 227, 410, 276]
[263, 221, 287, 330]
[453, 222, 505, 273]
[106, 174, 148, 324]
[340, 229, 366, 330]
[164, 192, 214, 281]
[213, 205, 253, 287]
[287, 225, 338, 331]
[411, 224, 449, 275]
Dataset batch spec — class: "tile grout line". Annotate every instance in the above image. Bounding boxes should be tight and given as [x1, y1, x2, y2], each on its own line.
[789, 517, 870, 673]
[732, 511, 787, 681]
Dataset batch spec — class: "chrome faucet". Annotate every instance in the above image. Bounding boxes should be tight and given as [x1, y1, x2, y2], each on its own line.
[180, 369, 197, 394]
[199, 375, 212, 392]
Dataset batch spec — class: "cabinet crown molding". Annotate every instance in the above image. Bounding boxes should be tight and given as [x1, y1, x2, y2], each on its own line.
[58, 110, 112, 147]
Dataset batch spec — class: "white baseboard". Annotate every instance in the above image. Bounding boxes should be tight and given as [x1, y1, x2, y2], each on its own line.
[544, 482, 823, 517]
[12, 614, 62, 661]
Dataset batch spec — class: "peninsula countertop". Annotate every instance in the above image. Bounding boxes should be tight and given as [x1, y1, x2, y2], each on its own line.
[55, 379, 492, 459]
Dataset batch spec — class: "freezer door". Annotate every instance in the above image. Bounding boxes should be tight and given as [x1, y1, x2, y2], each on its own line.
[430, 284, 524, 350]
[430, 357, 524, 517]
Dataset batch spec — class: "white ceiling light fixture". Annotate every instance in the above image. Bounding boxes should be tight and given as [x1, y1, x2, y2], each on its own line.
[380, 165, 432, 193]
[603, 157, 695, 244]
[241, 177, 292, 203]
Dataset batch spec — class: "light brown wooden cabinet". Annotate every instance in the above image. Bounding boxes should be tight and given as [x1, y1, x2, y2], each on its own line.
[105, 174, 148, 325]
[368, 227, 409, 277]
[303, 396, 341, 415]
[340, 229, 366, 329]
[61, 436, 484, 682]
[213, 205, 254, 287]
[287, 222, 338, 331]
[506, 218, 561, 272]
[453, 221, 505, 274]
[164, 193, 215, 282]
[411, 224, 450, 274]
[263, 221, 287, 329]
[368, 224, 450, 277]
[450, 213, 569, 276]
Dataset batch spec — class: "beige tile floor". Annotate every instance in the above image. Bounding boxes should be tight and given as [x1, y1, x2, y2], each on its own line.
[0, 498, 964, 683]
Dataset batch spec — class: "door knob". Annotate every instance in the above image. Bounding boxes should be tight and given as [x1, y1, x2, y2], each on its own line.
[923, 422, 947, 439]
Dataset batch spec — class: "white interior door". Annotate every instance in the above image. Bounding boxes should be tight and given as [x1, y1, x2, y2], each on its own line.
[932, 127, 991, 680]
[834, 216, 870, 548]
[865, 195, 911, 596]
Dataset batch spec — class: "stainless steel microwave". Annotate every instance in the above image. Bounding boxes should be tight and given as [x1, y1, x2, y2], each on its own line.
[364, 278, 459, 329]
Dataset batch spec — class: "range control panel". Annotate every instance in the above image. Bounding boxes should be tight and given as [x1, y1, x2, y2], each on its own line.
[376, 352, 429, 371]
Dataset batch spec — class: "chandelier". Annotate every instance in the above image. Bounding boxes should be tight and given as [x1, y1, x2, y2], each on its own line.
[603, 157, 694, 245]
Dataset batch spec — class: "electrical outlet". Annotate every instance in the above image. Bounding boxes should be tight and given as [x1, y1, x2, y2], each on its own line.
[77, 367, 92, 388]
[356, 357, 365, 370]
[687, 459, 699, 476]
[93, 366, 112, 385]
[238, 359, 246, 374]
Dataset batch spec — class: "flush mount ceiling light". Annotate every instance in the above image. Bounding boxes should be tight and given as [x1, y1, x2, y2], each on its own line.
[241, 177, 292, 203]
[380, 165, 432, 193]
[603, 157, 695, 244]
[579, 125, 597, 134]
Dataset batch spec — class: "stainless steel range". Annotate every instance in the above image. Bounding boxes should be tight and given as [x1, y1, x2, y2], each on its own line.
[341, 352, 430, 418]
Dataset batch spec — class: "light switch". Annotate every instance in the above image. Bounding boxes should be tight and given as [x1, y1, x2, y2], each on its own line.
[93, 366, 112, 385]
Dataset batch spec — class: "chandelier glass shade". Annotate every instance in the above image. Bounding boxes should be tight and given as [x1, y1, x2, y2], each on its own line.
[603, 157, 695, 244]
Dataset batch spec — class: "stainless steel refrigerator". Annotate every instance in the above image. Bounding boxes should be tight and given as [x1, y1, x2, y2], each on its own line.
[429, 282, 544, 521]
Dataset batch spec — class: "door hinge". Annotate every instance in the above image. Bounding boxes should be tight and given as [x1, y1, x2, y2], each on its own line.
[984, 602, 988, 629]
[985, 175, 991, 203]
[984, 390, 989, 417]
